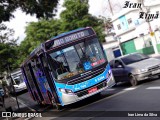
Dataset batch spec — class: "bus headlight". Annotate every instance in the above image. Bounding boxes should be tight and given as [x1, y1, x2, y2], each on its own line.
[59, 88, 73, 94]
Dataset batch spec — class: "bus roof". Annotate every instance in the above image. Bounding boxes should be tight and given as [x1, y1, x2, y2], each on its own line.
[30, 27, 90, 55]
[50, 27, 89, 41]
[21, 27, 92, 66]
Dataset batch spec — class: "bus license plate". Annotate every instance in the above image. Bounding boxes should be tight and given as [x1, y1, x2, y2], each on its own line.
[88, 87, 97, 94]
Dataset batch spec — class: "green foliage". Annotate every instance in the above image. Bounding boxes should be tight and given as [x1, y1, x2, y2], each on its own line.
[2, 80, 7, 86]
[0, 0, 60, 72]
[18, 0, 108, 64]
[61, 0, 89, 22]
[0, 0, 59, 23]
[60, 0, 105, 42]
[25, 19, 61, 43]
[0, 43, 19, 72]
[0, 24, 17, 44]
[0, 23, 19, 73]
[18, 19, 62, 63]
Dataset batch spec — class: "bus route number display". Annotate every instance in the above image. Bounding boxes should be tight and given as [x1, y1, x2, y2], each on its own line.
[53, 30, 90, 47]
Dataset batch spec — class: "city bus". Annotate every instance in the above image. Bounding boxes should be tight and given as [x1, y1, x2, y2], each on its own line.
[21, 27, 115, 110]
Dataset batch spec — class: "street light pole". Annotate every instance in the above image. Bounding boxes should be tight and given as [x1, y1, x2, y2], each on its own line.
[7, 65, 20, 109]
[141, 0, 158, 54]
[117, 37, 123, 56]
[108, 0, 114, 16]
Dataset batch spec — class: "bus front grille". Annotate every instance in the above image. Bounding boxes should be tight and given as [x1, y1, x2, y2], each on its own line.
[75, 80, 107, 97]
[67, 68, 104, 85]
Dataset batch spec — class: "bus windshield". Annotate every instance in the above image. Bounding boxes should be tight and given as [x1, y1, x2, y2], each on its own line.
[48, 38, 106, 80]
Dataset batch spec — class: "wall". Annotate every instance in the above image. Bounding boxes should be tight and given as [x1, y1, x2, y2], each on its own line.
[121, 34, 156, 55]
[112, 4, 160, 55]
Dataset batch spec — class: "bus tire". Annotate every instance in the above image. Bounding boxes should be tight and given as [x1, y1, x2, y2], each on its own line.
[55, 104, 62, 110]
[48, 92, 61, 110]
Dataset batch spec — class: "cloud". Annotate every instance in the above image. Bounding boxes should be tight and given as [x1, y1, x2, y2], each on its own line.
[3, 9, 38, 43]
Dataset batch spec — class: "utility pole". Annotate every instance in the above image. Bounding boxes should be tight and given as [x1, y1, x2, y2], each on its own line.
[108, 0, 114, 16]
[141, 0, 158, 54]
[7, 65, 20, 109]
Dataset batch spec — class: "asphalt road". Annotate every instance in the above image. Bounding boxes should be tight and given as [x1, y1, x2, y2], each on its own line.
[1, 55, 160, 120]
[48, 78, 160, 120]
[6, 77, 157, 120]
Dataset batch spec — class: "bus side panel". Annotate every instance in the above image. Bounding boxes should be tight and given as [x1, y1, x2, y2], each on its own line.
[24, 64, 36, 100]
[21, 66, 35, 100]
[40, 54, 62, 105]
[28, 63, 44, 102]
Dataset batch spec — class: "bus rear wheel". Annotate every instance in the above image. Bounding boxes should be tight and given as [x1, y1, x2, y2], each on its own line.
[34, 93, 42, 106]
[48, 92, 62, 110]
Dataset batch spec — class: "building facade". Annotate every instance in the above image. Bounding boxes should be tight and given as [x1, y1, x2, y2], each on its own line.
[112, 0, 160, 55]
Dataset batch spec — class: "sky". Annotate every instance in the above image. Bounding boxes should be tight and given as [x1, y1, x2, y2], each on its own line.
[3, 0, 123, 44]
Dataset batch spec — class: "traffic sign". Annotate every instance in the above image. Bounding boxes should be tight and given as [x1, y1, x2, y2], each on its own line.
[150, 32, 154, 36]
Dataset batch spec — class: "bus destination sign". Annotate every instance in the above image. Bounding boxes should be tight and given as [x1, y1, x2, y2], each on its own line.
[52, 30, 90, 47]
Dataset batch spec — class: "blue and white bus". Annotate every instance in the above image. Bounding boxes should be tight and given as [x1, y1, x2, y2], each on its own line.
[21, 27, 115, 110]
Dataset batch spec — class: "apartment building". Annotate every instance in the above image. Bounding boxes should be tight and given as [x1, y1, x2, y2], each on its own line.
[111, 0, 160, 55]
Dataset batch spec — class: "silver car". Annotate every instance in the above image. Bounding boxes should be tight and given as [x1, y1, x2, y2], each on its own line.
[109, 53, 160, 86]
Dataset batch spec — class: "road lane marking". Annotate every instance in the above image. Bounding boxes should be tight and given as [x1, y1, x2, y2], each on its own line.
[146, 86, 160, 89]
[123, 87, 137, 91]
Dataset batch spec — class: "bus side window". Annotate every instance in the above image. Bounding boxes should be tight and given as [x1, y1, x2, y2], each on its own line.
[31, 58, 43, 77]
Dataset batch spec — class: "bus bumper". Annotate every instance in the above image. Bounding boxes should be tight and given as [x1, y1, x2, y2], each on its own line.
[61, 74, 115, 106]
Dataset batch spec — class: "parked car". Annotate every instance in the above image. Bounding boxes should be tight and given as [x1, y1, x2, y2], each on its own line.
[0, 85, 4, 107]
[109, 53, 160, 86]
[8, 69, 27, 93]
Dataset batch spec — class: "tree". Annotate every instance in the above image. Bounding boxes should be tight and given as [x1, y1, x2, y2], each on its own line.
[0, 23, 18, 73]
[60, 0, 106, 42]
[18, 19, 62, 64]
[18, 0, 108, 64]
[0, 24, 17, 44]
[0, 43, 18, 73]
[0, 0, 60, 72]
[100, 17, 113, 34]
[0, 0, 59, 23]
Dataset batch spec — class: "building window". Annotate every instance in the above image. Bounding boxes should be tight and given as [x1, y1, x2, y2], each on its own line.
[128, 18, 132, 24]
[117, 24, 121, 30]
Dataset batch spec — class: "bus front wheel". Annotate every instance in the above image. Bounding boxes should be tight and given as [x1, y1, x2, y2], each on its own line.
[48, 92, 62, 110]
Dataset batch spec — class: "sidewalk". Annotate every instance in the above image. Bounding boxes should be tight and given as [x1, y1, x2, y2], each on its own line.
[0, 97, 16, 112]
[0, 96, 33, 120]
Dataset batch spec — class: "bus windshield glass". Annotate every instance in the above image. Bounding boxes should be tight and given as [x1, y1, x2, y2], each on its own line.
[48, 38, 106, 80]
